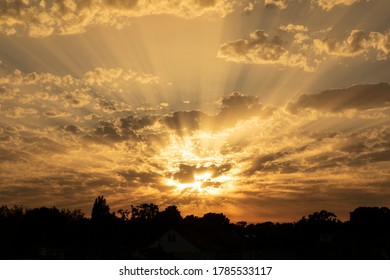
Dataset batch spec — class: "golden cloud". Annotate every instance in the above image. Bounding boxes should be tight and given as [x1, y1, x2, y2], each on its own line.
[312, 0, 368, 11]
[217, 30, 314, 71]
[218, 28, 389, 72]
[0, 0, 238, 37]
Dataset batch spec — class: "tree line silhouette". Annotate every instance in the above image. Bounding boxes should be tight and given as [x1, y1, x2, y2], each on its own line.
[1, 196, 389, 259]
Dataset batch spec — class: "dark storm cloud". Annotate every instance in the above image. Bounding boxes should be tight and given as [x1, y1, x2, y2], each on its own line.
[287, 83, 390, 113]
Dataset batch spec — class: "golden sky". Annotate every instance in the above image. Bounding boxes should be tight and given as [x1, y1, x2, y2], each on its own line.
[1, 0, 390, 222]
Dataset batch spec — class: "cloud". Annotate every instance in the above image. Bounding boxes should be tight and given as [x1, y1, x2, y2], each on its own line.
[242, 123, 390, 186]
[4, 107, 39, 118]
[118, 169, 163, 185]
[367, 30, 390, 60]
[163, 110, 213, 134]
[84, 68, 159, 86]
[95, 98, 133, 113]
[219, 28, 389, 71]
[43, 109, 72, 118]
[311, 0, 368, 11]
[244, 144, 309, 175]
[0, 147, 29, 163]
[82, 120, 136, 145]
[264, 0, 288, 9]
[120, 115, 157, 131]
[262, 0, 367, 10]
[309, 127, 390, 169]
[0, 0, 238, 37]
[61, 124, 83, 135]
[216, 92, 276, 126]
[170, 163, 232, 183]
[163, 92, 276, 134]
[241, 2, 255, 15]
[82, 114, 160, 145]
[355, 149, 390, 164]
[314, 29, 390, 59]
[287, 83, 390, 113]
[279, 24, 308, 33]
[314, 29, 367, 57]
[217, 29, 313, 71]
[1, 61, 390, 221]
[0, 67, 161, 119]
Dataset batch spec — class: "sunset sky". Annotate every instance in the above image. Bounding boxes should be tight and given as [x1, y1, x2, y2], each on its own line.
[1, 0, 390, 222]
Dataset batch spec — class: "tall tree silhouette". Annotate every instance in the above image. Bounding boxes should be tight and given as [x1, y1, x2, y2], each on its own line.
[91, 195, 112, 222]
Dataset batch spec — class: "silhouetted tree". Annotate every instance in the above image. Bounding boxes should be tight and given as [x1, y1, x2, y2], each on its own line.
[157, 205, 182, 226]
[0, 205, 24, 224]
[310, 210, 338, 223]
[91, 196, 112, 222]
[23, 206, 68, 249]
[350, 207, 390, 230]
[184, 214, 200, 225]
[24, 206, 65, 228]
[299, 210, 339, 226]
[117, 208, 130, 221]
[131, 203, 159, 222]
[61, 209, 85, 222]
[202, 212, 230, 226]
[236, 221, 248, 228]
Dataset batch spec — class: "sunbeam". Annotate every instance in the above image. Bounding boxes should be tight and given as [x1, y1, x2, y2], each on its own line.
[0, 0, 389, 222]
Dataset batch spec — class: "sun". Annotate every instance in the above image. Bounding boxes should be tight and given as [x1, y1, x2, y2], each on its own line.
[157, 132, 236, 195]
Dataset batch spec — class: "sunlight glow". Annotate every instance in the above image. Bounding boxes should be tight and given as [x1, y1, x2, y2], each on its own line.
[193, 172, 212, 181]
[166, 171, 226, 194]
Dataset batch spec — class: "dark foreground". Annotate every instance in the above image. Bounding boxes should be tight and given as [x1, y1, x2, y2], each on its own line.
[1, 197, 389, 260]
